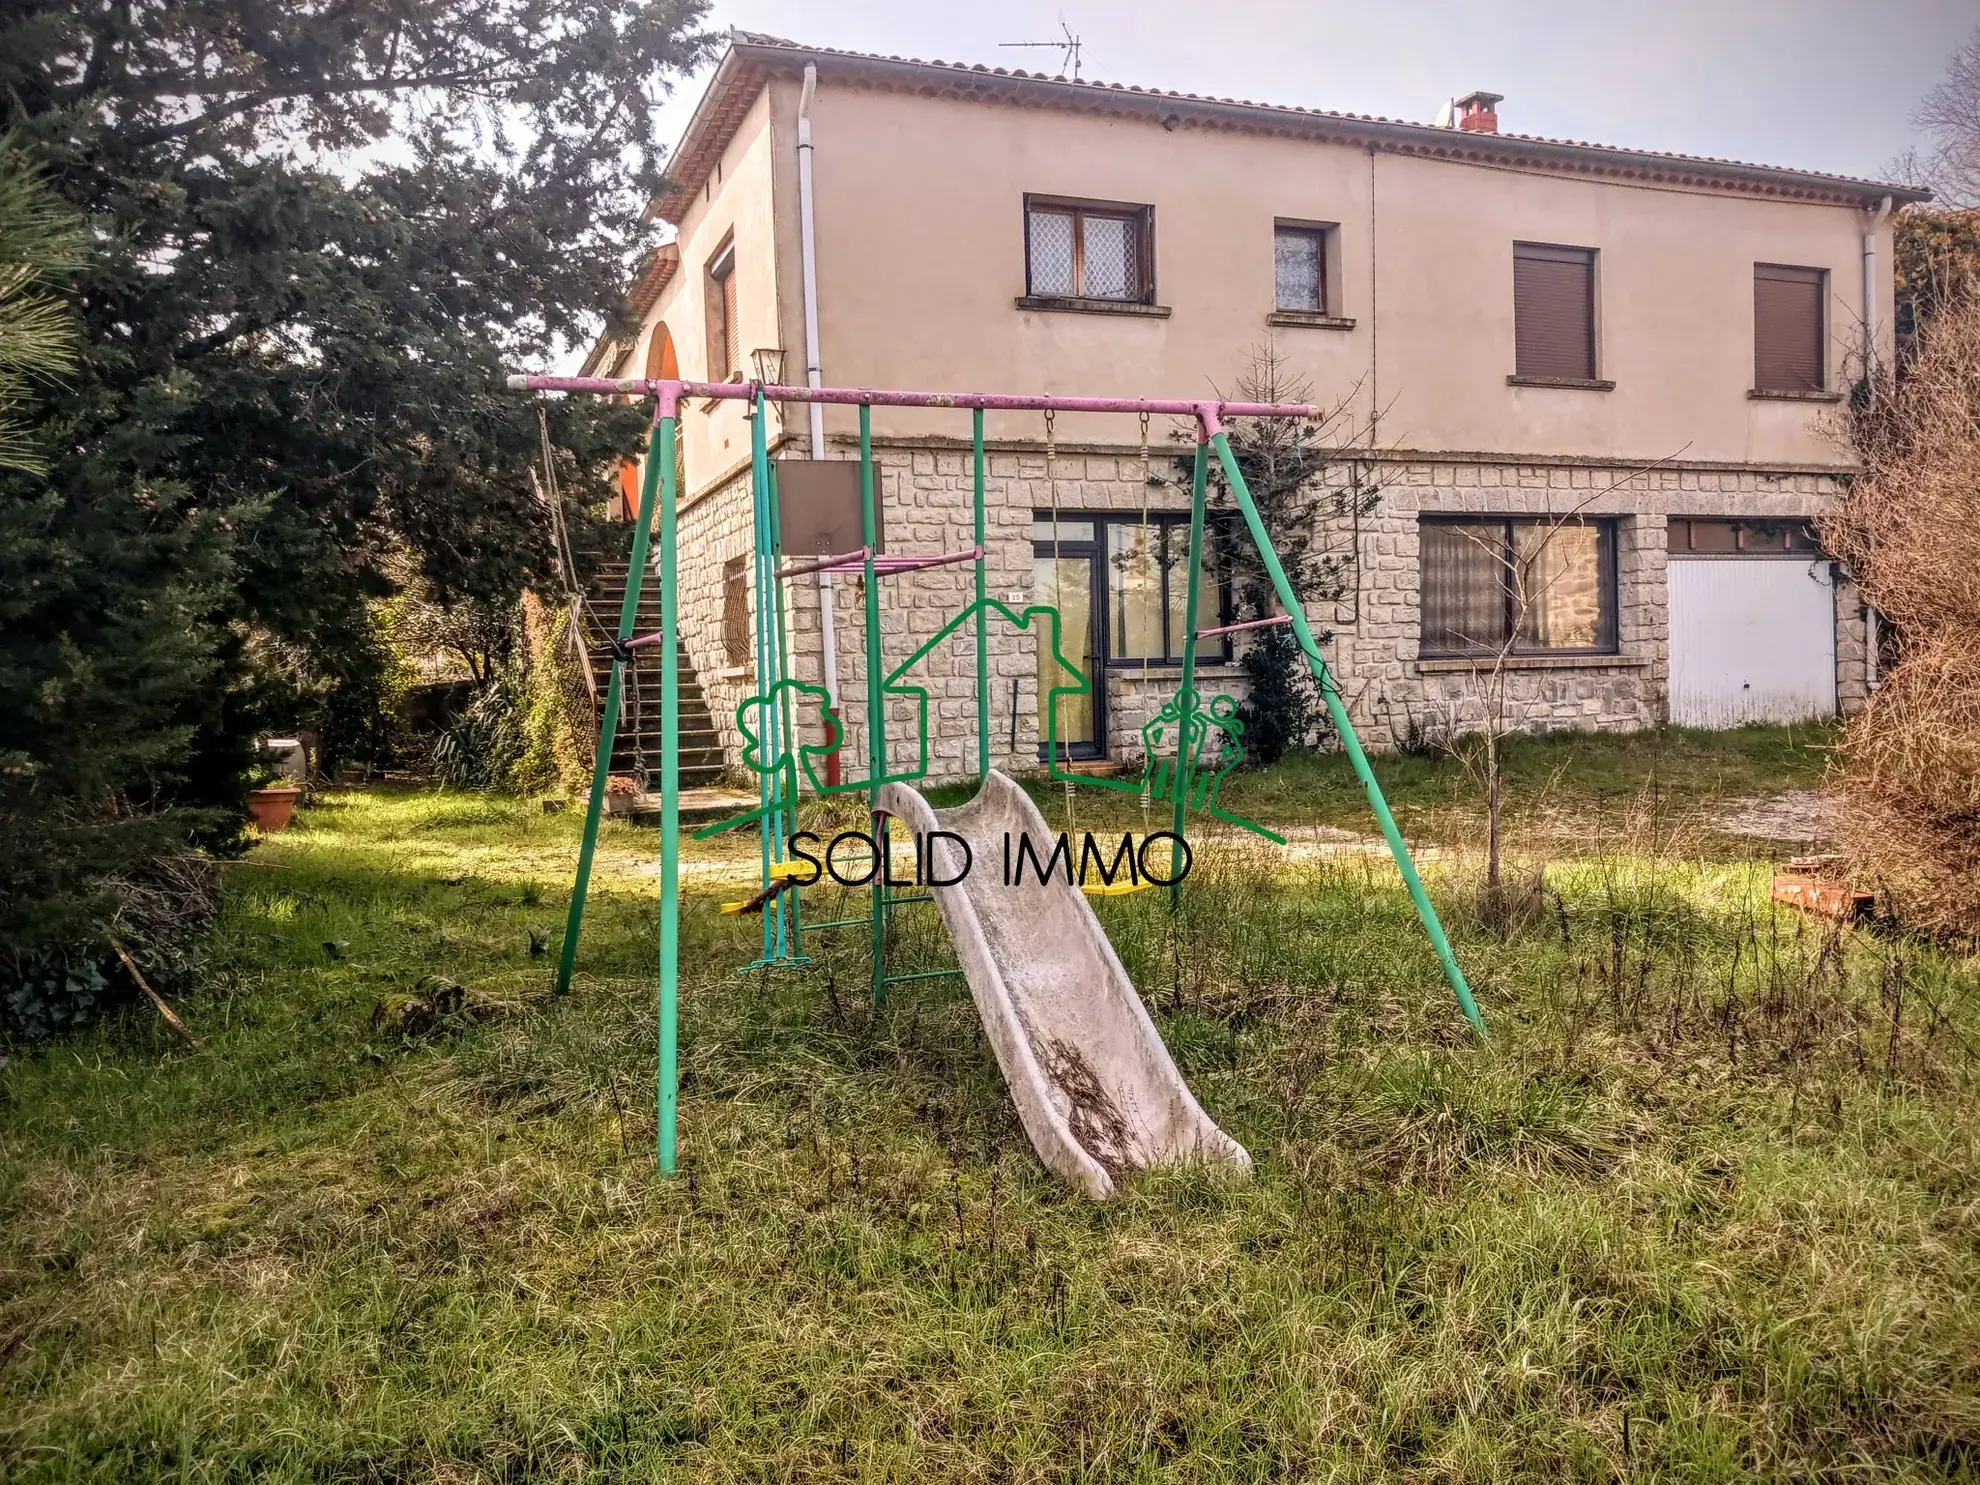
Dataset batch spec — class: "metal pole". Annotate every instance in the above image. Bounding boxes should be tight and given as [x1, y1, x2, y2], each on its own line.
[656, 406, 682, 1173]
[973, 408, 989, 783]
[1171, 439, 1210, 908]
[748, 392, 792, 967]
[556, 411, 668, 996]
[860, 405, 888, 1004]
[767, 460, 804, 960]
[1207, 428, 1487, 1039]
[513, 374, 1315, 422]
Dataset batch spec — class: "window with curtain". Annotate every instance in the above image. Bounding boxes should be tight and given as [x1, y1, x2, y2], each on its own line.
[1419, 517, 1618, 656]
[1024, 197, 1154, 303]
[1105, 518, 1222, 662]
[1273, 225, 1329, 313]
[1031, 514, 1226, 664]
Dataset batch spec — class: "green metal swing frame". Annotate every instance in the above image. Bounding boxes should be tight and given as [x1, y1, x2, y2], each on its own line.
[518, 374, 1487, 1175]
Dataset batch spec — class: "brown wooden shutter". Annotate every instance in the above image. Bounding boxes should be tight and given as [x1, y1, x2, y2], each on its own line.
[1754, 264, 1824, 392]
[704, 240, 736, 380]
[1513, 243, 1597, 380]
[722, 270, 740, 381]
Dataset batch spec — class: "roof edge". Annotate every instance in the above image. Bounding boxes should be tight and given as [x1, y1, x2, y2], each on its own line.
[650, 35, 1928, 223]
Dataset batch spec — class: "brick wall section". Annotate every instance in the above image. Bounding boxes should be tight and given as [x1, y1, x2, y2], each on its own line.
[662, 444, 1866, 786]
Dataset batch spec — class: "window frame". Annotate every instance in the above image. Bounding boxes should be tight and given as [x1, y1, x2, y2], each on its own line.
[1667, 517, 1822, 558]
[705, 236, 739, 383]
[1510, 240, 1607, 388]
[1022, 194, 1157, 305]
[1034, 510, 1231, 668]
[1272, 220, 1332, 315]
[1417, 515, 1621, 659]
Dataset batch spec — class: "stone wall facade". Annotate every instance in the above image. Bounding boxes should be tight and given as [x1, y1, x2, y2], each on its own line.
[1331, 458, 1867, 750]
[662, 439, 1867, 789]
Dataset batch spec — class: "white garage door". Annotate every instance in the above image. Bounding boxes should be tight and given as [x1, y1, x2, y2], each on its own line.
[1668, 558, 1837, 728]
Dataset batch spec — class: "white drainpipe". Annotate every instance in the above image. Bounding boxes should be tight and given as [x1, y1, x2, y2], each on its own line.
[1861, 193, 1892, 696]
[1861, 194, 1892, 385]
[797, 62, 843, 734]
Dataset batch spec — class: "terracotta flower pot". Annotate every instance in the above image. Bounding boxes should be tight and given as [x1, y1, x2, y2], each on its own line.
[247, 787, 303, 833]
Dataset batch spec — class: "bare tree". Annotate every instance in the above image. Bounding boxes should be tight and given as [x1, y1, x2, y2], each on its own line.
[1423, 461, 1677, 901]
[1821, 291, 1980, 936]
[1894, 26, 1980, 207]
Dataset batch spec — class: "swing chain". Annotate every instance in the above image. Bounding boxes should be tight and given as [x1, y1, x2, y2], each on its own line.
[1045, 407, 1075, 827]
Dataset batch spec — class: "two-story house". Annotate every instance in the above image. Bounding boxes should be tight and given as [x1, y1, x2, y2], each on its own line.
[584, 33, 1927, 783]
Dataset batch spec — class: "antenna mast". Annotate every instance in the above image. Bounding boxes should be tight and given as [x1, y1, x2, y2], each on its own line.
[998, 19, 1083, 80]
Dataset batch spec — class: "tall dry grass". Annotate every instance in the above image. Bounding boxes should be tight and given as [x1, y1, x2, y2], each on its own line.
[1821, 291, 1980, 937]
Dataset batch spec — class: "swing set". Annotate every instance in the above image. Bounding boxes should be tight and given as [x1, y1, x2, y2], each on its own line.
[508, 372, 1488, 1174]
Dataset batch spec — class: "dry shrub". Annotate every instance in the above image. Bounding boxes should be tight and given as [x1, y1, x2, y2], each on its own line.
[1820, 291, 1980, 936]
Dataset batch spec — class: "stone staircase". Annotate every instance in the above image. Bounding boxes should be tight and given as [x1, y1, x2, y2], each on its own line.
[584, 561, 727, 789]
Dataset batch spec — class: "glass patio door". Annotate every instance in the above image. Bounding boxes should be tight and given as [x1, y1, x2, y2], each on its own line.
[1033, 518, 1103, 760]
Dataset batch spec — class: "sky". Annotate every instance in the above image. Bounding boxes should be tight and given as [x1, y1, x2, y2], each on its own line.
[650, 0, 1974, 187]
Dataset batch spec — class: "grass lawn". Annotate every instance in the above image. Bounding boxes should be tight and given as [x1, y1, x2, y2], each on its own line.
[4, 726, 1978, 1481]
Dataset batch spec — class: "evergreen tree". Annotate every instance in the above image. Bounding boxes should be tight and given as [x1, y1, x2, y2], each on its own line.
[0, 0, 709, 1020]
[1201, 347, 1381, 766]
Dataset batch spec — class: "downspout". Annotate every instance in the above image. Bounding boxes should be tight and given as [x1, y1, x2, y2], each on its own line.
[1861, 194, 1892, 390]
[798, 61, 844, 782]
[1861, 193, 1892, 695]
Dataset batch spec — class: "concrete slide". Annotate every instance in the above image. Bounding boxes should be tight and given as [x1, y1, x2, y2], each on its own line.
[877, 771, 1251, 1198]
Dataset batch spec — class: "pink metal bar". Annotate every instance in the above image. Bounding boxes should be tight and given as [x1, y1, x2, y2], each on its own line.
[506, 374, 1312, 420]
[868, 546, 984, 574]
[859, 542, 982, 574]
[622, 630, 668, 651]
[1197, 613, 1294, 641]
[775, 547, 871, 581]
[802, 546, 986, 578]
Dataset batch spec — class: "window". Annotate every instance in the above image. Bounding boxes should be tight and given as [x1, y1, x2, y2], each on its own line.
[1512, 242, 1599, 383]
[1032, 513, 1226, 665]
[721, 555, 751, 671]
[1419, 517, 1618, 657]
[705, 239, 739, 381]
[1273, 225, 1328, 313]
[1025, 197, 1154, 303]
[1753, 264, 1826, 393]
[1668, 518, 1821, 556]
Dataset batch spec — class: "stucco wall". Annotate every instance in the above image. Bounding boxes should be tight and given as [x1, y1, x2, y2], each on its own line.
[785, 75, 1890, 469]
[641, 86, 796, 502]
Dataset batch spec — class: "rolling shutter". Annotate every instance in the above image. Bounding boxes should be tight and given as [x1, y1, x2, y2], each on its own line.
[1754, 264, 1825, 392]
[1513, 242, 1597, 380]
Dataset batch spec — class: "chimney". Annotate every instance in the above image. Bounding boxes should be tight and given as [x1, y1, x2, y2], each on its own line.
[1455, 91, 1503, 134]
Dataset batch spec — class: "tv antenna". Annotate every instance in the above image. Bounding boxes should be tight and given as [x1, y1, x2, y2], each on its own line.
[999, 20, 1083, 80]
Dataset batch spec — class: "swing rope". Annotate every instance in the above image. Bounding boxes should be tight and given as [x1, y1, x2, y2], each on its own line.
[1137, 410, 1153, 828]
